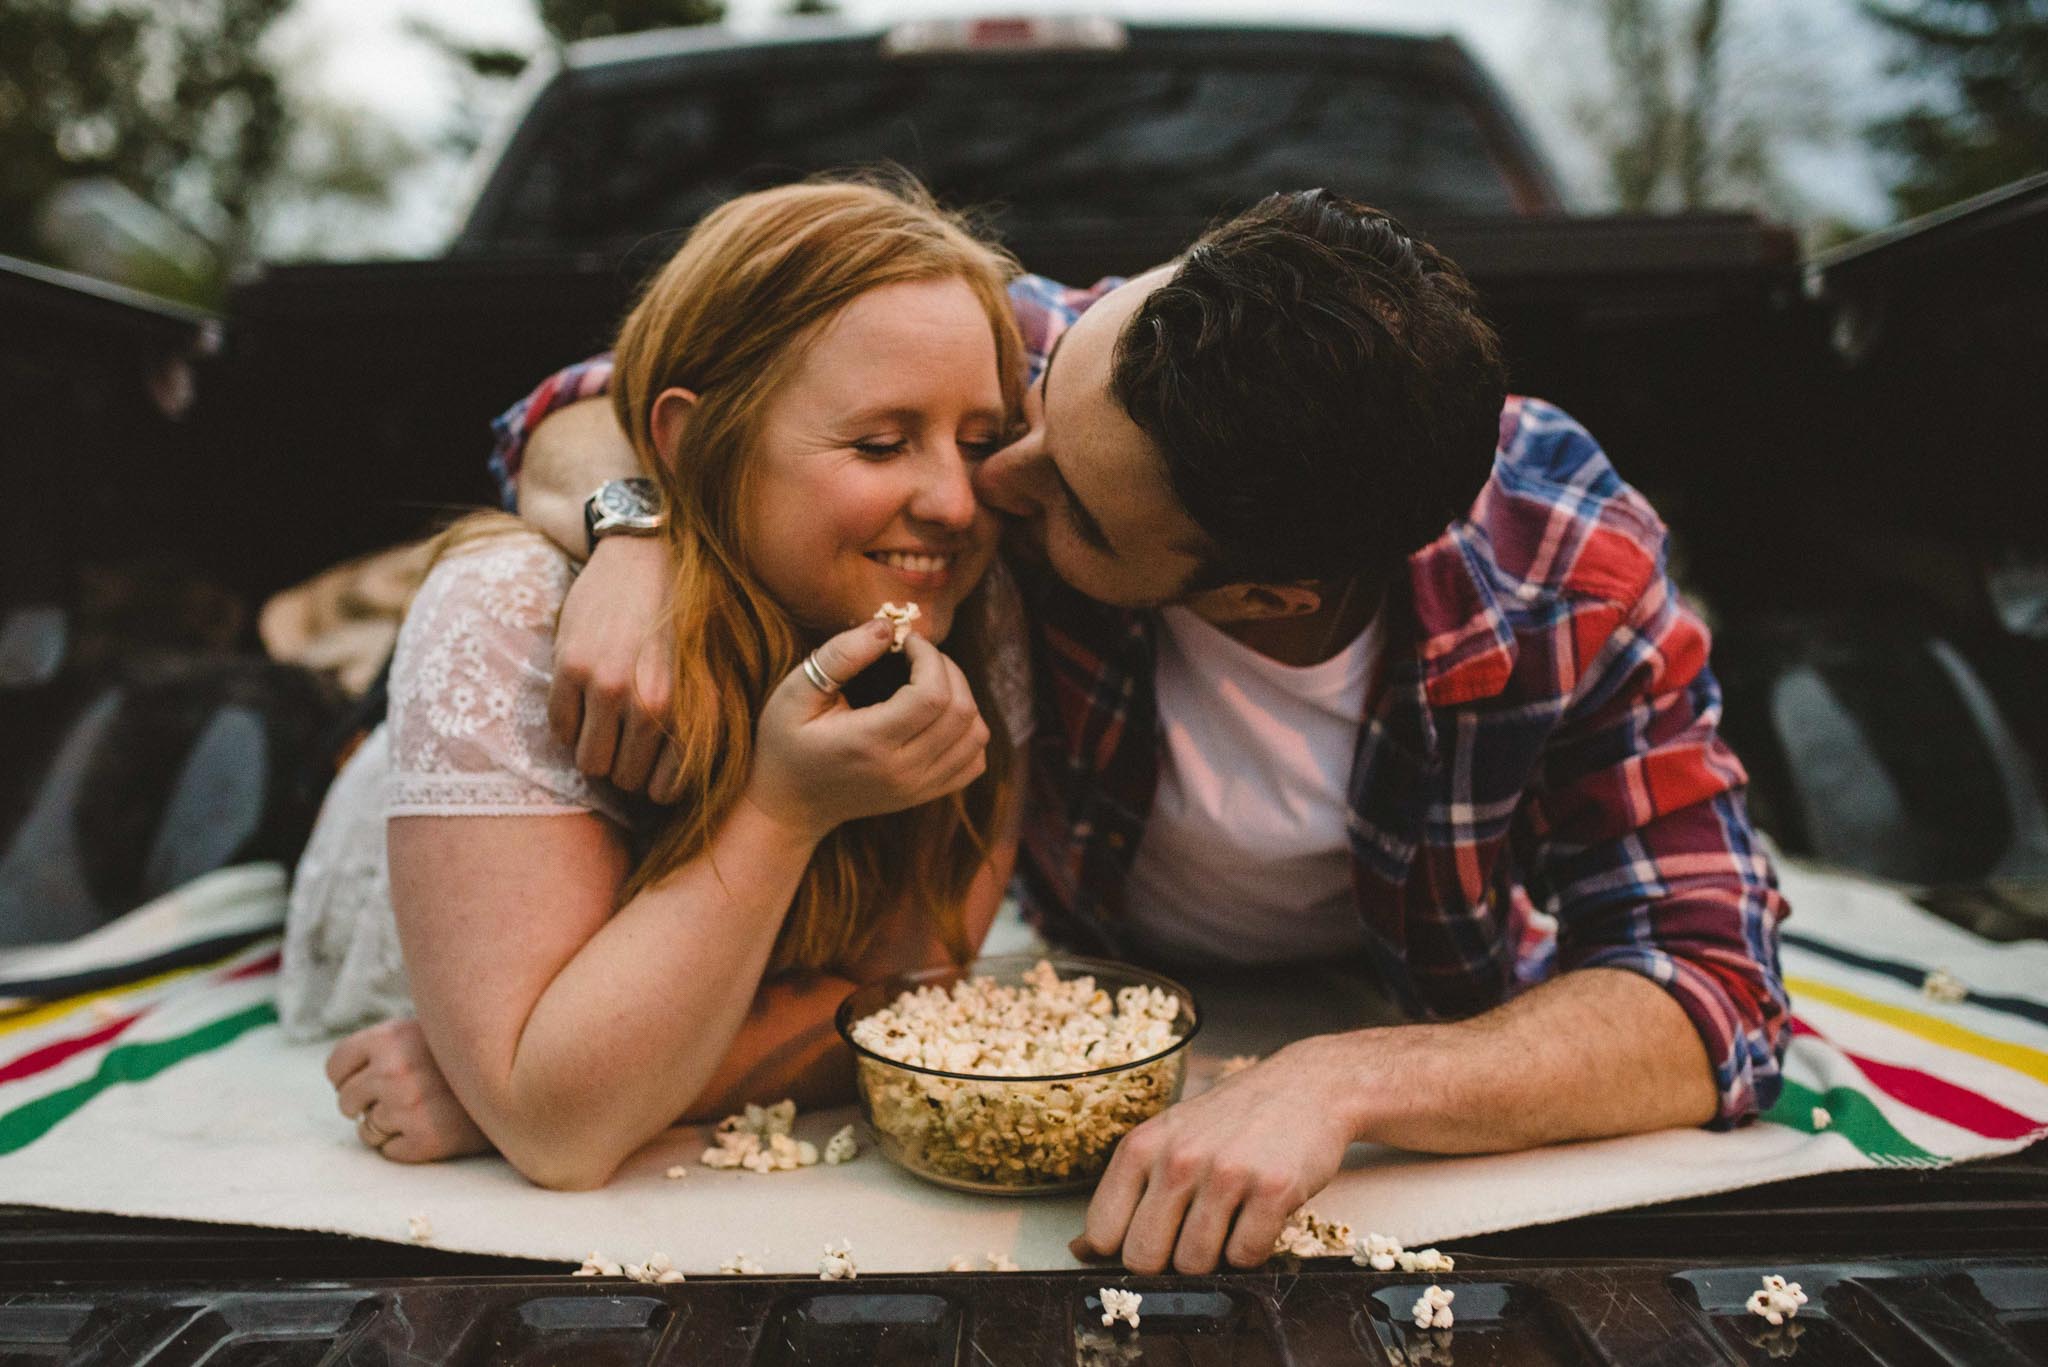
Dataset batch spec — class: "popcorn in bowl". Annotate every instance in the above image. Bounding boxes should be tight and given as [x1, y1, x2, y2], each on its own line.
[835, 955, 1200, 1194]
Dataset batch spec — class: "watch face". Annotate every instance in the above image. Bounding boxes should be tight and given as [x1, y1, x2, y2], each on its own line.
[598, 479, 661, 522]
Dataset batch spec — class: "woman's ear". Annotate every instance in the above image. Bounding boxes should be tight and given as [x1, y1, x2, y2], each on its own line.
[650, 387, 701, 467]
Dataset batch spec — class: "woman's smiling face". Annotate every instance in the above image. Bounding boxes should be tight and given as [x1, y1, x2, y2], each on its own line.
[739, 275, 1009, 646]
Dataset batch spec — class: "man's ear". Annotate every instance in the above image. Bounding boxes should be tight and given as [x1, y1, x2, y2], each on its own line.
[1180, 580, 1324, 623]
[649, 387, 700, 467]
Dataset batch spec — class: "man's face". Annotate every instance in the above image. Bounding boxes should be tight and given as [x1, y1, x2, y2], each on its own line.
[973, 269, 1212, 608]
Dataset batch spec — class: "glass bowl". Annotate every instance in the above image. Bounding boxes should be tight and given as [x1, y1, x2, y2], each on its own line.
[834, 954, 1200, 1195]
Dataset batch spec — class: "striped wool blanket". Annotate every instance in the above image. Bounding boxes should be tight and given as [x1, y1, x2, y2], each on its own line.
[0, 860, 2041, 1269]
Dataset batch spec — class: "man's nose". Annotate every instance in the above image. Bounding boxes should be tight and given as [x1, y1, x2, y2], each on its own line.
[973, 429, 1041, 516]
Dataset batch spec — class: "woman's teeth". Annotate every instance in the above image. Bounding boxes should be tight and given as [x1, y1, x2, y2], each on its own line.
[868, 551, 950, 574]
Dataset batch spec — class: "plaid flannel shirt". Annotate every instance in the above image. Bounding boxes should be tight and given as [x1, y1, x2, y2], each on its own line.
[490, 273, 1791, 1128]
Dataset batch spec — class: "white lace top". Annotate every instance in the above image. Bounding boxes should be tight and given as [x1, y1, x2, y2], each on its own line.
[277, 535, 1033, 1041]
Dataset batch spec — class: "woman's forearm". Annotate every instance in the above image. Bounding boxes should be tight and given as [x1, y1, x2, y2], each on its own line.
[396, 800, 822, 1189]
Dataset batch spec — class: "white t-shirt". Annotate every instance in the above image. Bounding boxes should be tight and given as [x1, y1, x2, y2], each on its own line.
[1122, 604, 1382, 967]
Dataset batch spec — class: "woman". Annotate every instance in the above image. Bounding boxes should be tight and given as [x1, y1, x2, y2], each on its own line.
[279, 178, 1032, 1190]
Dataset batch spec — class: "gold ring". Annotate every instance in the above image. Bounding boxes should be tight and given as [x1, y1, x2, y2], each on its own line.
[357, 1109, 395, 1148]
[801, 650, 842, 695]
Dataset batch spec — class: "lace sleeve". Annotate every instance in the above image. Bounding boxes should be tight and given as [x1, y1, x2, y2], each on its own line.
[982, 560, 1036, 748]
[384, 534, 630, 824]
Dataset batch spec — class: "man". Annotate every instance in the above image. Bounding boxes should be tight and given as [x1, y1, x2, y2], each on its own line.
[497, 189, 1789, 1273]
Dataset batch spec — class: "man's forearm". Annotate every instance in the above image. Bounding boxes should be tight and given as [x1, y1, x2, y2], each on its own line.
[516, 398, 642, 562]
[1311, 967, 1718, 1153]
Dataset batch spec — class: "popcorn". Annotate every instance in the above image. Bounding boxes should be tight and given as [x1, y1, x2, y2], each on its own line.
[573, 1251, 623, 1277]
[407, 1215, 433, 1244]
[701, 1099, 823, 1173]
[622, 1252, 686, 1285]
[985, 1251, 1020, 1272]
[849, 960, 1187, 1188]
[1922, 968, 1968, 1003]
[719, 1252, 764, 1276]
[1411, 1284, 1455, 1330]
[946, 1254, 977, 1272]
[823, 1124, 859, 1165]
[819, 1238, 858, 1281]
[1745, 1274, 1809, 1326]
[1811, 1107, 1832, 1130]
[1273, 1205, 1353, 1259]
[1099, 1287, 1142, 1329]
[874, 601, 922, 650]
[1217, 1054, 1259, 1078]
[1353, 1232, 1403, 1272]
[1350, 1231, 1455, 1274]
[664, 1164, 690, 1179]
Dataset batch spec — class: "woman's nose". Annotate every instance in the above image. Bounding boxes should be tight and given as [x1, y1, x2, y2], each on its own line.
[911, 444, 980, 528]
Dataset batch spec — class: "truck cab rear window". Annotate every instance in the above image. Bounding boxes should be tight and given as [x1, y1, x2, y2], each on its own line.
[481, 60, 1518, 254]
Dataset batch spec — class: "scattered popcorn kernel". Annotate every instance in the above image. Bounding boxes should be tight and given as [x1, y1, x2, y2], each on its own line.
[1811, 1107, 1833, 1130]
[1353, 1232, 1403, 1271]
[824, 1124, 859, 1165]
[1099, 1286, 1142, 1329]
[875, 601, 922, 650]
[1217, 1054, 1259, 1077]
[703, 1100, 824, 1173]
[819, 1237, 858, 1281]
[945, 1253, 976, 1272]
[1273, 1205, 1353, 1258]
[719, 1252, 765, 1275]
[406, 1215, 433, 1244]
[1745, 1274, 1809, 1326]
[1922, 968, 1968, 1003]
[986, 1251, 1020, 1272]
[1411, 1284, 1455, 1330]
[573, 1251, 623, 1277]
[1399, 1248, 1455, 1275]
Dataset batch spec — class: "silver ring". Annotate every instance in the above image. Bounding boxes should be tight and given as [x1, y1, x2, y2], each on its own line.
[356, 1109, 395, 1148]
[801, 650, 842, 695]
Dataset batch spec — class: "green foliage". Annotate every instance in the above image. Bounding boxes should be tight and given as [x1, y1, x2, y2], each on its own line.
[0, 0, 292, 282]
[1864, 0, 2048, 218]
[1555, 0, 1842, 221]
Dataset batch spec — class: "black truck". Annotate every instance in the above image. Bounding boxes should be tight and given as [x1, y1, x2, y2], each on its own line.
[2, 15, 2044, 1363]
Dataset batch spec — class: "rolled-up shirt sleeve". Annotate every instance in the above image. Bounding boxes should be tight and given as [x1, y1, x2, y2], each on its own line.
[487, 354, 616, 510]
[1528, 546, 1792, 1129]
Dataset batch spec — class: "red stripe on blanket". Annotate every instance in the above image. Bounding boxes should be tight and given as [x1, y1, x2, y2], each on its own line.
[1792, 1017, 2042, 1141]
[225, 952, 281, 982]
[0, 1014, 142, 1085]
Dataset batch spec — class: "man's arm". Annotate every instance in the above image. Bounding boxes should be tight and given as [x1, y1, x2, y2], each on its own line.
[516, 397, 641, 559]
[1076, 963, 1714, 1273]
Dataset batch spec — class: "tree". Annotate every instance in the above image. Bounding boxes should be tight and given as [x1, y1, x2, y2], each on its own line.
[1864, 0, 2048, 219]
[0, 0, 413, 302]
[1546, 0, 1842, 217]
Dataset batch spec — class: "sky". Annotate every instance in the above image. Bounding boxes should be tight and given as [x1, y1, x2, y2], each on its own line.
[266, 0, 1907, 259]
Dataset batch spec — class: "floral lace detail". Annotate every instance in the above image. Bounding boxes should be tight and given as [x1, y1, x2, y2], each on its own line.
[385, 537, 626, 820]
[280, 537, 620, 1039]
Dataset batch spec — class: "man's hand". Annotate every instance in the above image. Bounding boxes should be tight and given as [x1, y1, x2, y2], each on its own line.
[550, 535, 681, 800]
[1072, 1038, 1355, 1274]
[326, 1018, 493, 1164]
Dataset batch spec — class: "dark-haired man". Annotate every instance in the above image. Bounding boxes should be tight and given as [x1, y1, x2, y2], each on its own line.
[487, 191, 1789, 1273]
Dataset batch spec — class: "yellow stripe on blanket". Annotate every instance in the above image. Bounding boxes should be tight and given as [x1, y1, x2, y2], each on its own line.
[0, 962, 211, 1037]
[1787, 975, 2048, 1086]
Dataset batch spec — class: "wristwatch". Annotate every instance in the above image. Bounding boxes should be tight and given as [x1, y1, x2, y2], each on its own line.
[583, 478, 665, 553]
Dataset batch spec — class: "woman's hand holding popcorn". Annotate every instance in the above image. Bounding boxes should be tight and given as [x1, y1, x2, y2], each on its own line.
[1070, 1038, 1356, 1275]
[746, 622, 991, 842]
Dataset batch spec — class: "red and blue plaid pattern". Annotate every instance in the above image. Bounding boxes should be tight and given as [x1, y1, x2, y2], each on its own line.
[491, 274, 1790, 1128]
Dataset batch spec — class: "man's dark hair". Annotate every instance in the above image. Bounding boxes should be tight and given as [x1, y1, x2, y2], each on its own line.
[1111, 189, 1508, 588]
